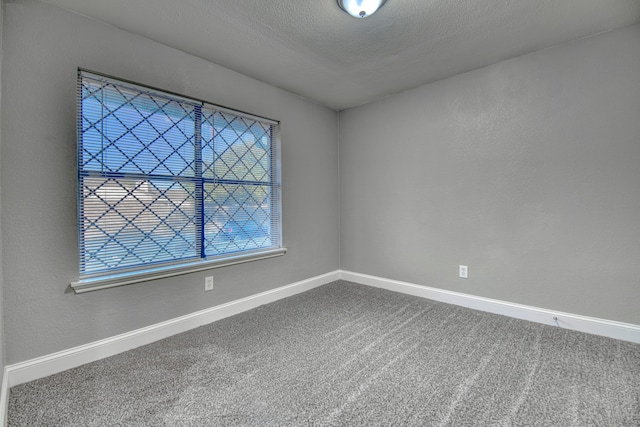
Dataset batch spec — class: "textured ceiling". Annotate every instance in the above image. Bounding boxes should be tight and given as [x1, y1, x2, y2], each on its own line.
[39, 0, 640, 110]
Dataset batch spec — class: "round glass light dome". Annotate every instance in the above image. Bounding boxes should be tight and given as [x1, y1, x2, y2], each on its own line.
[337, 0, 388, 18]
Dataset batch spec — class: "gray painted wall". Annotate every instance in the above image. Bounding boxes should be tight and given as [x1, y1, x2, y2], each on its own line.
[2, 0, 639, 366]
[0, 0, 5, 380]
[1, 0, 339, 363]
[339, 24, 640, 325]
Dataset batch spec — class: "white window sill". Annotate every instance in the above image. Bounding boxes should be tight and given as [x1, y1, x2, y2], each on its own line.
[70, 247, 287, 294]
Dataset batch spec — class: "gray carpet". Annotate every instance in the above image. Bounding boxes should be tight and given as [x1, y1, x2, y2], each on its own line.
[8, 281, 640, 426]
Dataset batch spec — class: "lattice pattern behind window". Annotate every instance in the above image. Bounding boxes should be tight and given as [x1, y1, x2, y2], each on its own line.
[78, 71, 281, 276]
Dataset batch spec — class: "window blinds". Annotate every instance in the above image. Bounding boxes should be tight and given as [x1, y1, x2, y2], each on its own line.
[78, 70, 282, 276]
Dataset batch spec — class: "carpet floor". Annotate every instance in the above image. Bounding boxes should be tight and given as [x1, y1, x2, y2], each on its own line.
[8, 280, 640, 426]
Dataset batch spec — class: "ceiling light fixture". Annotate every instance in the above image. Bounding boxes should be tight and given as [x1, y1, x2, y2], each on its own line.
[337, 0, 388, 19]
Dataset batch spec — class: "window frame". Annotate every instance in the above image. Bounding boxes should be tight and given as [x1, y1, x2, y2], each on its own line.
[71, 70, 285, 293]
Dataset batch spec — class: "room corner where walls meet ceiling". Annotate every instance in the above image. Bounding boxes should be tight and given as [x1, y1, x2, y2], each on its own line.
[36, 0, 640, 110]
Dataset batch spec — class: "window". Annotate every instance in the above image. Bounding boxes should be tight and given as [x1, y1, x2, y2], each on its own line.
[72, 70, 284, 292]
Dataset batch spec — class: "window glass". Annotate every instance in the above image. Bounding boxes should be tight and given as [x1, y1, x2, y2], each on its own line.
[78, 71, 282, 277]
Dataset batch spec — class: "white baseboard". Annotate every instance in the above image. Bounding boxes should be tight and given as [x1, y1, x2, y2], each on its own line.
[3, 270, 340, 392]
[339, 270, 640, 344]
[0, 368, 9, 427]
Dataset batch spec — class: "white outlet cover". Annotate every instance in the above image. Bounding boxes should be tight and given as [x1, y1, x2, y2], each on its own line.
[459, 265, 469, 279]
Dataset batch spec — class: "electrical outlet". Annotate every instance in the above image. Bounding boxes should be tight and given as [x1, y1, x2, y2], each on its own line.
[205, 276, 214, 291]
[459, 265, 469, 279]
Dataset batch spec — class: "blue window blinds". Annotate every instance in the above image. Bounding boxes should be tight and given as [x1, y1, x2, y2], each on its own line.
[78, 70, 282, 276]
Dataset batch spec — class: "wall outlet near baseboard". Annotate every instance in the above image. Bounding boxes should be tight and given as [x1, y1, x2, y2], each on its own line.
[459, 265, 469, 279]
[205, 276, 214, 291]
